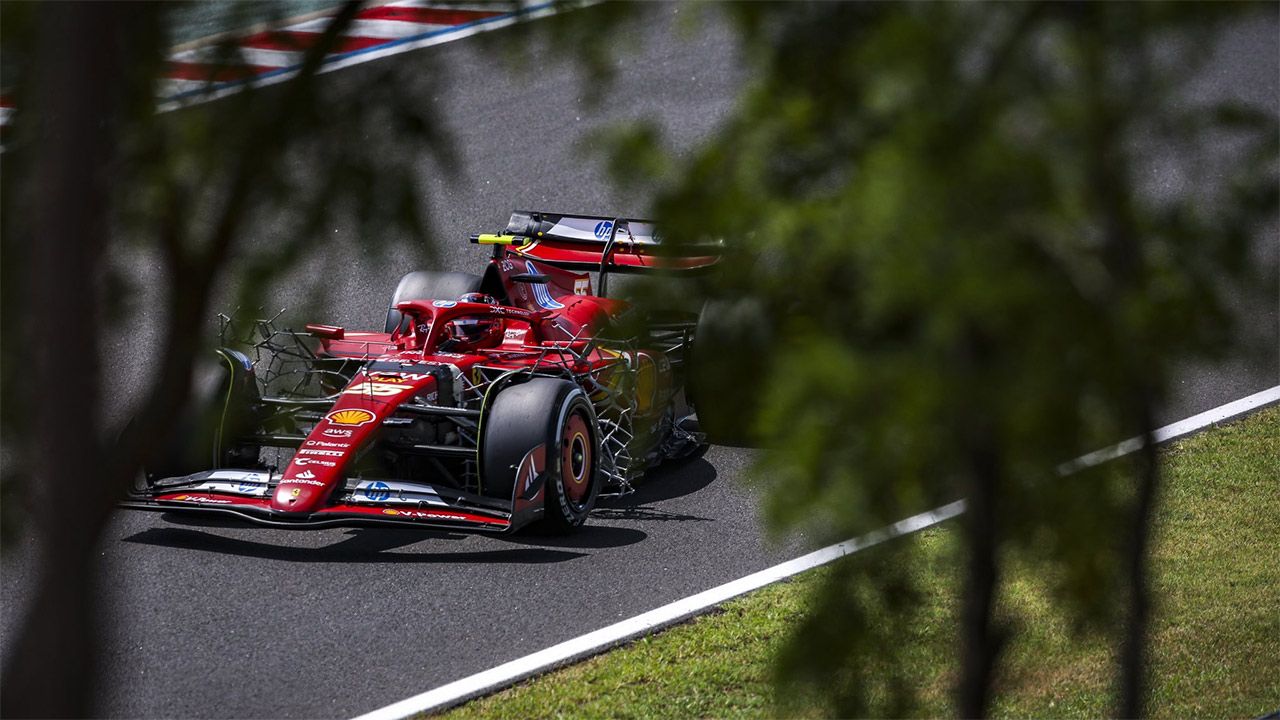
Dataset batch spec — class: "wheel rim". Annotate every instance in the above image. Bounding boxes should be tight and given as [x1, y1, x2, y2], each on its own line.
[561, 411, 592, 506]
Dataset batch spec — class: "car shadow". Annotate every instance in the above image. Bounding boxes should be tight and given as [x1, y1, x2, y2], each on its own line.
[590, 456, 718, 523]
[120, 526, 588, 564]
[496, 522, 649, 549]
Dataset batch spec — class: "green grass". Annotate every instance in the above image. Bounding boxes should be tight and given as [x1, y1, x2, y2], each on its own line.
[436, 406, 1280, 719]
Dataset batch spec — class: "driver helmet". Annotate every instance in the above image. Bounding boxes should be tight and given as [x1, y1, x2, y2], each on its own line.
[445, 293, 502, 350]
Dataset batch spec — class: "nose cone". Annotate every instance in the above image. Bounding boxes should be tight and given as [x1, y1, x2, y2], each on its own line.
[268, 368, 438, 515]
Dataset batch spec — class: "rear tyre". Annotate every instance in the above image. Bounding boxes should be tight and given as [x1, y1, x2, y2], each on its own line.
[384, 271, 483, 333]
[481, 378, 601, 533]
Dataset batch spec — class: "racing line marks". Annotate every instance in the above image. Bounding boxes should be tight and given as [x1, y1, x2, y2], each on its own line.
[351, 384, 1280, 720]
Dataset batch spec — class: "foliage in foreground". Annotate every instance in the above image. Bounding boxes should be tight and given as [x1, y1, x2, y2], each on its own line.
[438, 406, 1280, 719]
[608, 2, 1277, 714]
[0, 2, 455, 714]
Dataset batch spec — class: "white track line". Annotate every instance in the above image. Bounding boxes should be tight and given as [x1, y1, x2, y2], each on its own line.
[354, 385, 1280, 720]
[1058, 385, 1280, 475]
[352, 501, 968, 720]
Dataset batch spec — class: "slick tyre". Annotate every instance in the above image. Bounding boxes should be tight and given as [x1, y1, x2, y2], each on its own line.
[481, 378, 601, 533]
[384, 271, 483, 333]
[141, 349, 262, 484]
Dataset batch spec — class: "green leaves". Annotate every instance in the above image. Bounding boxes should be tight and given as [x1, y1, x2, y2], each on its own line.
[599, 2, 1276, 714]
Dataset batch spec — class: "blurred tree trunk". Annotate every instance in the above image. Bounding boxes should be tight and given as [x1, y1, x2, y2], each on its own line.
[958, 466, 1002, 718]
[956, 336, 1006, 719]
[1119, 412, 1160, 717]
[1077, 7, 1162, 714]
[1, 3, 363, 716]
[0, 3, 132, 716]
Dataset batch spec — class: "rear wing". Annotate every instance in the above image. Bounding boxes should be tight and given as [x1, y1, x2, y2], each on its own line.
[469, 211, 721, 276]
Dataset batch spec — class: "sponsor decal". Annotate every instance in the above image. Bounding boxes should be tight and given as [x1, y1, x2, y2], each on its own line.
[195, 480, 269, 497]
[499, 260, 515, 272]
[299, 448, 344, 457]
[352, 480, 445, 506]
[291, 488, 302, 497]
[574, 278, 591, 296]
[323, 427, 354, 438]
[197, 471, 270, 497]
[284, 478, 325, 487]
[297, 470, 316, 479]
[381, 508, 465, 521]
[504, 328, 527, 340]
[486, 305, 528, 317]
[326, 409, 376, 426]
[305, 440, 349, 448]
[526, 261, 564, 309]
[208, 470, 268, 483]
[343, 381, 414, 397]
[363, 481, 392, 502]
[434, 351, 465, 359]
[432, 300, 457, 308]
[593, 220, 614, 239]
[174, 495, 233, 505]
[369, 374, 410, 383]
[293, 457, 336, 468]
[548, 220, 603, 241]
[516, 444, 545, 498]
[369, 372, 430, 383]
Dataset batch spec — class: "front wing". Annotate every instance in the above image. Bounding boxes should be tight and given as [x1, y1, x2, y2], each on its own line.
[121, 469, 515, 532]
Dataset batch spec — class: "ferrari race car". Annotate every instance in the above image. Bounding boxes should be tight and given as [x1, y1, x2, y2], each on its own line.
[123, 211, 721, 534]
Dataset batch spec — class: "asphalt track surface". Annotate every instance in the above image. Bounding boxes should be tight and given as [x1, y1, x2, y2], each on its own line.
[2, 6, 1277, 719]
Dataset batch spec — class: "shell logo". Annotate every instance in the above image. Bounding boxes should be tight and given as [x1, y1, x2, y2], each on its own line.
[325, 408, 376, 427]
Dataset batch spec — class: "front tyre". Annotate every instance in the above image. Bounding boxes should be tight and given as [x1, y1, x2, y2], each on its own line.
[481, 378, 601, 533]
[546, 395, 598, 531]
[141, 348, 262, 485]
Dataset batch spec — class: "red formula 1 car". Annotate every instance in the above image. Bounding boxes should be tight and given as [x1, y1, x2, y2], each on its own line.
[123, 211, 720, 533]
